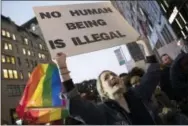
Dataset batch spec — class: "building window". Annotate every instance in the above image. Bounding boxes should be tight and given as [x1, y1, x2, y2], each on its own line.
[3, 69, 8, 78]
[7, 85, 21, 97]
[12, 34, 16, 40]
[17, 57, 21, 66]
[11, 57, 15, 64]
[2, 29, 6, 36]
[22, 48, 26, 55]
[20, 71, 23, 79]
[13, 70, 18, 79]
[8, 70, 13, 79]
[39, 44, 43, 50]
[24, 38, 28, 45]
[35, 61, 38, 66]
[27, 50, 31, 56]
[6, 31, 10, 38]
[4, 43, 13, 51]
[32, 26, 36, 31]
[25, 59, 29, 67]
[4, 43, 8, 50]
[6, 56, 10, 63]
[2, 55, 6, 63]
[38, 53, 42, 59]
[8, 44, 12, 50]
[28, 72, 31, 78]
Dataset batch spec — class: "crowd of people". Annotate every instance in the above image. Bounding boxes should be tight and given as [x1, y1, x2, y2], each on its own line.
[54, 40, 188, 125]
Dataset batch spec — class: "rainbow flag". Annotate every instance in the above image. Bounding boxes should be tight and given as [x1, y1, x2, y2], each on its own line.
[16, 64, 69, 123]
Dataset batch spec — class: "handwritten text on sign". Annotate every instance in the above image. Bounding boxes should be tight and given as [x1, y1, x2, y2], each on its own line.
[33, 2, 140, 58]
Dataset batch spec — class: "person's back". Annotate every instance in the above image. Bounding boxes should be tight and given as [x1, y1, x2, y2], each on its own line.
[160, 54, 174, 100]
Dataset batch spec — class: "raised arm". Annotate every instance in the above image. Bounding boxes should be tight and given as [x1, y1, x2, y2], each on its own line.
[54, 53, 106, 124]
[133, 38, 161, 101]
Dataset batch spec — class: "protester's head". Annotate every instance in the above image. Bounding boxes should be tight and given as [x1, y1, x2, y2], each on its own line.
[119, 73, 128, 82]
[180, 54, 188, 74]
[130, 76, 141, 87]
[97, 70, 126, 101]
[161, 54, 173, 66]
[129, 67, 145, 77]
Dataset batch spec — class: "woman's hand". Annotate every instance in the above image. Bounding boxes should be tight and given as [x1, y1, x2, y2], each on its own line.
[54, 52, 71, 81]
[54, 52, 67, 68]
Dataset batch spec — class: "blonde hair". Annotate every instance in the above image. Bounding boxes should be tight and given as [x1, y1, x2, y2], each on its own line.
[96, 70, 113, 101]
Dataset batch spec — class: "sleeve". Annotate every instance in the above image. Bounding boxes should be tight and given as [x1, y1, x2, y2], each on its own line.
[133, 55, 161, 101]
[62, 79, 106, 125]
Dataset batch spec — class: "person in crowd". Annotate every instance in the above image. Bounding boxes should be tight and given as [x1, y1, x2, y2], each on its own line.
[129, 67, 145, 77]
[54, 39, 163, 124]
[170, 53, 188, 116]
[119, 73, 131, 89]
[160, 54, 174, 100]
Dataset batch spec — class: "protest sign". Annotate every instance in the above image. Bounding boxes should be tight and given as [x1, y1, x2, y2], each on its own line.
[33, 2, 140, 58]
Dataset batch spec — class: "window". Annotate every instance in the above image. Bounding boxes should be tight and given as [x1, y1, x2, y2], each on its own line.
[20, 71, 23, 79]
[17, 57, 21, 66]
[28, 72, 31, 78]
[22, 48, 26, 55]
[4, 43, 8, 50]
[24, 38, 28, 45]
[12, 34, 16, 40]
[39, 44, 43, 50]
[25, 59, 29, 67]
[7, 85, 21, 97]
[6, 56, 10, 63]
[8, 44, 12, 50]
[4, 43, 13, 50]
[27, 50, 31, 56]
[3, 69, 8, 78]
[11, 57, 15, 64]
[42, 54, 46, 59]
[6, 31, 10, 38]
[2, 55, 6, 63]
[13, 70, 18, 79]
[31, 23, 36, 31]
[38, 53, 42, 59]
[2, 29, 6, 36]
[35, 61, 38, 66]
[8, 70, 13, 79]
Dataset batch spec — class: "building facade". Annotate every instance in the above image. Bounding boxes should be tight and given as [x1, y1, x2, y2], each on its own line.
[157, 0, 188, 52]
[1, 15, 52, 124]
[111, 1, 181, 61]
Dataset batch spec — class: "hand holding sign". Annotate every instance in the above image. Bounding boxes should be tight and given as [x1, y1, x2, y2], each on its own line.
[55, 52, 67, 68]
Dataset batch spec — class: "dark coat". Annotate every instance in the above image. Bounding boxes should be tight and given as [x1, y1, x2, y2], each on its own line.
[160, 66, 175, 100]
[170, 53, 188, 101]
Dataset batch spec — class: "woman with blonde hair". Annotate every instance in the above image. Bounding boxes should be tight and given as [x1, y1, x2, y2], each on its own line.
[54, 40, 164, 124]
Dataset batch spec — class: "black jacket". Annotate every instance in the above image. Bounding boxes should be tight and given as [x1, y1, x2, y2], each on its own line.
[62, 55, 161, 125]
[160, 66, 175, 100]
[170, 53, 188, 101]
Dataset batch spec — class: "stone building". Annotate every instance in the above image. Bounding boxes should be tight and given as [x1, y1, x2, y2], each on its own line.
[1, 15, 51, 124]
[111, 1, 181, 61]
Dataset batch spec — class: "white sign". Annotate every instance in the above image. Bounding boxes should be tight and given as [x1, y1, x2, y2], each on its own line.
[33, 2, 140, 58]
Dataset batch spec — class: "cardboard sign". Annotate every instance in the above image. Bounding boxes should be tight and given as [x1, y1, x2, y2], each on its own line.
[33, 2, 140, 58]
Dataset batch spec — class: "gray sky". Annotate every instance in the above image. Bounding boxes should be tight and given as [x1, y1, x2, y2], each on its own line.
[2, 1, 131, 83]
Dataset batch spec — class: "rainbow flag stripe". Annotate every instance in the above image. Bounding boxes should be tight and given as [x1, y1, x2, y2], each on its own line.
[16, 64, 69, 123]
